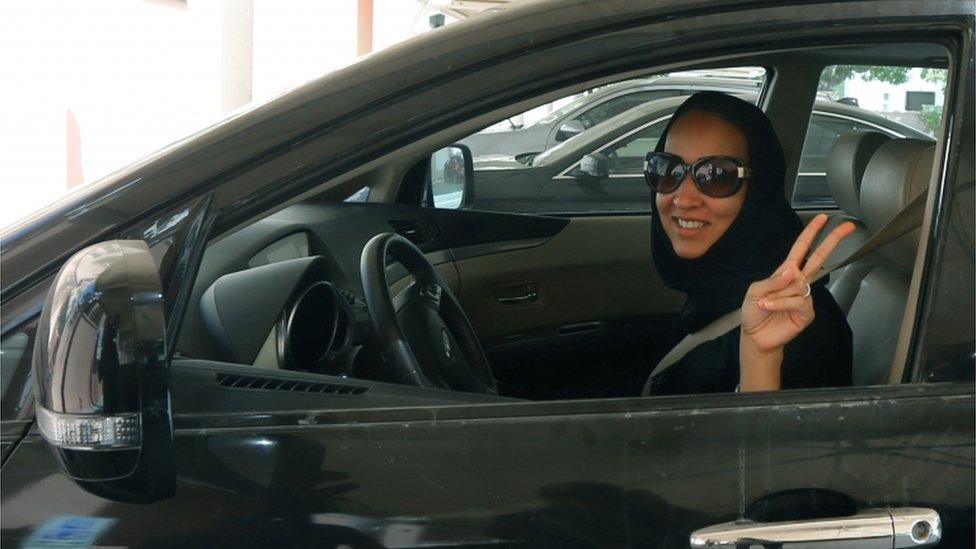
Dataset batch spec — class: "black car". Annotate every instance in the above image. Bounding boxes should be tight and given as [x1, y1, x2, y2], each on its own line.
[446, 94, 933, 214]
[1, 1, 973, 548]
[457, 74, 764, 158]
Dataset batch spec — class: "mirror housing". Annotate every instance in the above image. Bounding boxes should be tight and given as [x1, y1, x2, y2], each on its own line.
[571, 153, 610, 180]
[428, 143, 474, 209]
[555, 119, 585, 142]
[32, 240, 174, 503]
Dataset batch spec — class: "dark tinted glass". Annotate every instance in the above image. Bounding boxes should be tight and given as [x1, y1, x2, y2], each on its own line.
[913, 65, 974, 383]
[792, 115, 863, 210]
[1, 321, 37, 421]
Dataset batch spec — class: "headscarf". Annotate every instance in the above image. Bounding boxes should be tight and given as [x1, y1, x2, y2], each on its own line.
[650, 92, 806, 335]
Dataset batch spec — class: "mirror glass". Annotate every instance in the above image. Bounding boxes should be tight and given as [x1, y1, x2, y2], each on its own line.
[430, 146, 465, 209]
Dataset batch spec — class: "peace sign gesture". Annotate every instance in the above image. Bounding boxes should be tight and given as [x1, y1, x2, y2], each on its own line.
[740, 214, 856, 354]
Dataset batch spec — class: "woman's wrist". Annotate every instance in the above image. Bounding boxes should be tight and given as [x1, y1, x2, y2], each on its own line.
[739, 336, 783, 391]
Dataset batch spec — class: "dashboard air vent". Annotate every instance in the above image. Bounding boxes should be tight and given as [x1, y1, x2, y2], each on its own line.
[215, 373, 368, 395]
[389, 218, 439, 245]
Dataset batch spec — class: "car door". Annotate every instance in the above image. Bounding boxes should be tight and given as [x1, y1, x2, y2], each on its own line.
[2, 2, 973, 548]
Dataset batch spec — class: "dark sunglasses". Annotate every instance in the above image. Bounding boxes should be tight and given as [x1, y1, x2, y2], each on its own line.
[643, 152, 751, 198]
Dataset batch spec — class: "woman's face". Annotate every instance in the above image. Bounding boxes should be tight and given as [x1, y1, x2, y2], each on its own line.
[655, 110, 749, 259]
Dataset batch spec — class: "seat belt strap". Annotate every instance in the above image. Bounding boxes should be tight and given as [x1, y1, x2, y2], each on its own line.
[642, 190, 928, 394]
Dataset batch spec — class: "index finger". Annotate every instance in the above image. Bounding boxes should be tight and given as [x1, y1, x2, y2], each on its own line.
[782, 213, 829, 268]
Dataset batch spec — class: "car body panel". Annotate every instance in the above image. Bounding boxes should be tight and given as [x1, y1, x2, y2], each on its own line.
[1, 0, 973, 547]
[2, 384, 972, 547]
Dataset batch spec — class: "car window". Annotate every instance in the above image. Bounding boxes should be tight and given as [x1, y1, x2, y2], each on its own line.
[799, 115, 863, 172]
[598, 117, 670, 175]
[446, 67, 766, 215]
[792, 65, 946, 209]
[574, 90, 680, 130]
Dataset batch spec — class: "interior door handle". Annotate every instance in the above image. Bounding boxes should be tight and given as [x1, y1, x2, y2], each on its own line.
[493, 283, 537, 304]
[496, 290, 537, 304]
[690, 507, 941, 548]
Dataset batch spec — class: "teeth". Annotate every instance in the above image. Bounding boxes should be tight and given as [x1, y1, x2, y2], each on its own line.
[677, 219, 705, 229]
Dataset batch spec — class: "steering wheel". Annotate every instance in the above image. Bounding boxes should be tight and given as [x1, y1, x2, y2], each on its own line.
[360, 232, 497, 394]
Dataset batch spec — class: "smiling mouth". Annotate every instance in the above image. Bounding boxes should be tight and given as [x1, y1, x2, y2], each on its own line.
[674, 217, 708, 230]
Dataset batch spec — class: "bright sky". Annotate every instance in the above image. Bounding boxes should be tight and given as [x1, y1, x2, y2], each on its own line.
[0, 0, 440, 231]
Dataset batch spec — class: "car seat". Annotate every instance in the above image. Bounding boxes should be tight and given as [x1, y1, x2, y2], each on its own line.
[844, 138, 935, 385]
[822, 130, 891, 313]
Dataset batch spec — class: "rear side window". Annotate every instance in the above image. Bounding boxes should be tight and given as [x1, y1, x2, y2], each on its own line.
[792, 65, 945, 209]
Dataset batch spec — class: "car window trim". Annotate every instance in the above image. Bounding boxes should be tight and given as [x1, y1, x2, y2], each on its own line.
[811, 110, 908, 139]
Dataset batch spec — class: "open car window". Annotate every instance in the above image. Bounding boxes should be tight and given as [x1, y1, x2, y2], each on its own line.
[447, 67, 766, 216]
[169, 39, 966, 406]
[792, 65, 945, 209]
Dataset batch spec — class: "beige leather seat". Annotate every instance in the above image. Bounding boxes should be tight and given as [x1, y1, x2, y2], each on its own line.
[823, 131, 892, 312]
[844, 139, 934, 385]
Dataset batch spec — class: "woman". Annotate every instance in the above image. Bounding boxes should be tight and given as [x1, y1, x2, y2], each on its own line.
[643, 92, 854, 395]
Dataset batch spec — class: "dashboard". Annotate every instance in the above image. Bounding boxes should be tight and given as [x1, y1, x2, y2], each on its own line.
[177, 201, 568, 382]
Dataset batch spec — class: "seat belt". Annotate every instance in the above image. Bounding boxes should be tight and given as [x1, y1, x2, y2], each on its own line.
[642, 189, 929, 394]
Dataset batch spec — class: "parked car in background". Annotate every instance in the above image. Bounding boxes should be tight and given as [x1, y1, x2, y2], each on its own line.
[458, 74, 764, 158]
[440, 93, 933, 214]
[1, 1, 972, 548]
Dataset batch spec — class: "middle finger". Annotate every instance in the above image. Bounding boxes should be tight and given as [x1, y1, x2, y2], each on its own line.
[802, 220, 857, 279]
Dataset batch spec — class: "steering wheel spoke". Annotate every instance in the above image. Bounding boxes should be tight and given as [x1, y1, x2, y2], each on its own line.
[391, 279, 416, 313]
[360, 233, 497, 395]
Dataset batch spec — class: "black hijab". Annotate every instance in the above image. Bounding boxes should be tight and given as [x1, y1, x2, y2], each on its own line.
[650, 92, 806, 336]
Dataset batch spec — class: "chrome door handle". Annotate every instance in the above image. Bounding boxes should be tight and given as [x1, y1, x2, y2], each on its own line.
[496, 289, 537, 304]
[690, 507, 941, 548]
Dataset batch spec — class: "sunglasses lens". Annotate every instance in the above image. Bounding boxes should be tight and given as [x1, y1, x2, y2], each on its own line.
[693, 157, 741, 197]
[644, 153, 683, 193]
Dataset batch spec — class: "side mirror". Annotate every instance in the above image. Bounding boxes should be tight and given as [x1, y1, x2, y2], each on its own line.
[32, 240, 174, 503]
[428, 144, 474, 209]
[570, 153, 610, 180]
[554, 119, 586, 142]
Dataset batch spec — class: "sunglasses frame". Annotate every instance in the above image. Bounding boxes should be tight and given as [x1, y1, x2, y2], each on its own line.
[643, 152, 751, 198]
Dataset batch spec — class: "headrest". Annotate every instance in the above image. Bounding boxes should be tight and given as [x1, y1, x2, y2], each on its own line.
[826, 131, 892, 218]
[860, 139, 935, 270]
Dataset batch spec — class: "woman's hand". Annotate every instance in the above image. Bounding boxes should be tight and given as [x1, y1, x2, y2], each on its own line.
[739, 214, 855, 390]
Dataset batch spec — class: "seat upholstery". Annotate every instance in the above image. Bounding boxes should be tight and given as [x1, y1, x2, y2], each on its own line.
[860, 139, 936, 272]
[827, 130, 892, 219]
[845, 139, 935, 385]
[822, 131, 891, 313]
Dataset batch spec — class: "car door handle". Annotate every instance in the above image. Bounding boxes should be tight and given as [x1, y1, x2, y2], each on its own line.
[690, 507, 941, 548]
[496, 289, 537, 304]
[493, 283, 538, 304]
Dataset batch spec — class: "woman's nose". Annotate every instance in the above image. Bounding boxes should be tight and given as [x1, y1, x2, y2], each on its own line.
[671, 172, 703, 208]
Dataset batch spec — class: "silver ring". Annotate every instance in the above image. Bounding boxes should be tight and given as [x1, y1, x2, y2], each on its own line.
[801, 283, 812, 299]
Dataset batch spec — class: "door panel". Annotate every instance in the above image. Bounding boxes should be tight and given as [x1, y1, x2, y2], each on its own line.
[3, 385, 972, 548]
[452, 215, 683, 399]
[453, 215, 682, 341]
